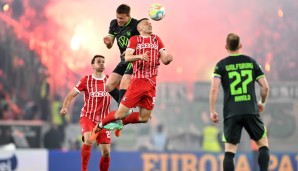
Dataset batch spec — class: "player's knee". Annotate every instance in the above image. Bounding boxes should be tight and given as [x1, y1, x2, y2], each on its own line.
[105, 82, 116, 92]
[140, 119, 149, 123]
[139, 116, 150, 123]
[101, 149, 110, 158]
[256, 137, 268, 148]
[84, 138, 93, 145]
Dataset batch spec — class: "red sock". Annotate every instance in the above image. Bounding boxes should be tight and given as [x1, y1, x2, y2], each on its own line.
[122, 112, 140, 125]
[99, 157, 110, 171]
[81, 144, 91, 171]
[102, 111, 117, 126]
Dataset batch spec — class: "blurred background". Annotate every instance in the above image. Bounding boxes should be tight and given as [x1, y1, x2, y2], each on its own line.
[0, 0, 297, 170]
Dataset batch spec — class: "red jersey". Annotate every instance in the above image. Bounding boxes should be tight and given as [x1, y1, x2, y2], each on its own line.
[127, 34, 165, 79]
[74, 74, 111, 123]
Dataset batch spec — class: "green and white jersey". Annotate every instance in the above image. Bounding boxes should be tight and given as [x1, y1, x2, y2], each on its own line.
[108, 18, 139, 60]
[213, 54, 265, 119]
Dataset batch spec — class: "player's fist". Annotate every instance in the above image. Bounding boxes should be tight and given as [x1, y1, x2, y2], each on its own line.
[60, 107, 68, 116]
[210, 112, 219, 123]
[258, 102, 265, 113]
[103, 36, 112, 45]
[140, 51, 149, 61]
[165, 54, 173, 65]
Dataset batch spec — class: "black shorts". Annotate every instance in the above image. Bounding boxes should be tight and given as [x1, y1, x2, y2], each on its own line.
[112, 61, 133, 76]
[223, 114, 266, 144]
[124, 63, 133, 75]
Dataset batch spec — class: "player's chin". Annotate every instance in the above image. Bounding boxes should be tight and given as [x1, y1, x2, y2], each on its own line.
[118, 22, 124, 26]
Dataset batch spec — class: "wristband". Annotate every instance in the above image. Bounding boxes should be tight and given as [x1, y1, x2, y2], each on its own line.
[259, 101, 266, 106]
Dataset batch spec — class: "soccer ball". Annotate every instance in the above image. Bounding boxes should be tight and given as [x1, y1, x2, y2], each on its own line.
[149, 3, 166, 21]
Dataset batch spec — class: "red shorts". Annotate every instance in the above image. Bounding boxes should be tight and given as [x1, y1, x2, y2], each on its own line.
[79, 117, 111, 144]
[121, 77, 156, 110]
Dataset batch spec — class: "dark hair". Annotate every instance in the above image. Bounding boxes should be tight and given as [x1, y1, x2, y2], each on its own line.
[116, 4, 131, 15]
[226, 33, 240, 51]
[91, 55, 104, 64]
[137, 18, 149, 26]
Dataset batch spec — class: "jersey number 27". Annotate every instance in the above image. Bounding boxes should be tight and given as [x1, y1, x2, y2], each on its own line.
[228, 70, 252, 95]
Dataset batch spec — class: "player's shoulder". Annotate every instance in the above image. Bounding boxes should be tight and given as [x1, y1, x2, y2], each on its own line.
[129, 35, 139, 40]
[131, 18, 138, 24]
[109, 19, 118, 27]
[238, 54, 258, 64]
[150, 34, 162, 41]
[218, 56, 230, 64]
[81, 75, 93, 81]
[243, 54, 257, 62]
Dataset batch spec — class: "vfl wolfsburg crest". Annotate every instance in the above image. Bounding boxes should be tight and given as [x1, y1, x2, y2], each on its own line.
[118, 36, 129, 48]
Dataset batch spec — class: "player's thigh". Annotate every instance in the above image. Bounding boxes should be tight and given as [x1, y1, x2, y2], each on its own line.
[119, 74, 132, 89]
[80, 117, 95, 144]
[116, 104, 131, 119]
[223, 116, 243, 144]
[139, 80, 156, 110]
[96, 129, 111, 145]
[83, 132, 92, 145]
[243, 115, 267, 142]
[112, 61, 128, 76]
[124, 63, 133, 75]
[139, 107, 152, 122]
[121, 79, 145, 108]
[106, 72, 122, 91]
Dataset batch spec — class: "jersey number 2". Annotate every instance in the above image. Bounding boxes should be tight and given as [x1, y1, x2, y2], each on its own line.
[229, 70, 252, 95]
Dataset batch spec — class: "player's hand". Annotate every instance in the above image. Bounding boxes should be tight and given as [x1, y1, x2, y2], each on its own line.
[60, 107, 68, 116]
[103, 36, 112, 45]
[140, 51, 149, 61]
[210, 112, 219, 123]
[258, 102, 265, 113]
[165, 54, 173, 64]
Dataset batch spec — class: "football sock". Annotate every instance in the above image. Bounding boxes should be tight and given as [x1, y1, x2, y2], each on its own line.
[122, 112, 140, 125]
[223, 152, 235, 171]
[102, 111, 117, 126]
[99, 157, 110, 171]
[258, 146, 270, 171]
[81, 144, 91, 171]
[118, 89, 127, 105]
[109, 88, 119, 102]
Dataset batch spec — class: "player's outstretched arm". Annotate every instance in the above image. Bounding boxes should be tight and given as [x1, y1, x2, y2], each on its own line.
[125, 49, 149, 62]
[160, 50, 173, 65]
[60, 89, 79, 116]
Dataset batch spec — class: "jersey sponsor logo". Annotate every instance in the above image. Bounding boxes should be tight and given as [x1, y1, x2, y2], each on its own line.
[137, 43, 158, 50]
[89, 91, 109, 97]
[118, 36, 129, 48]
